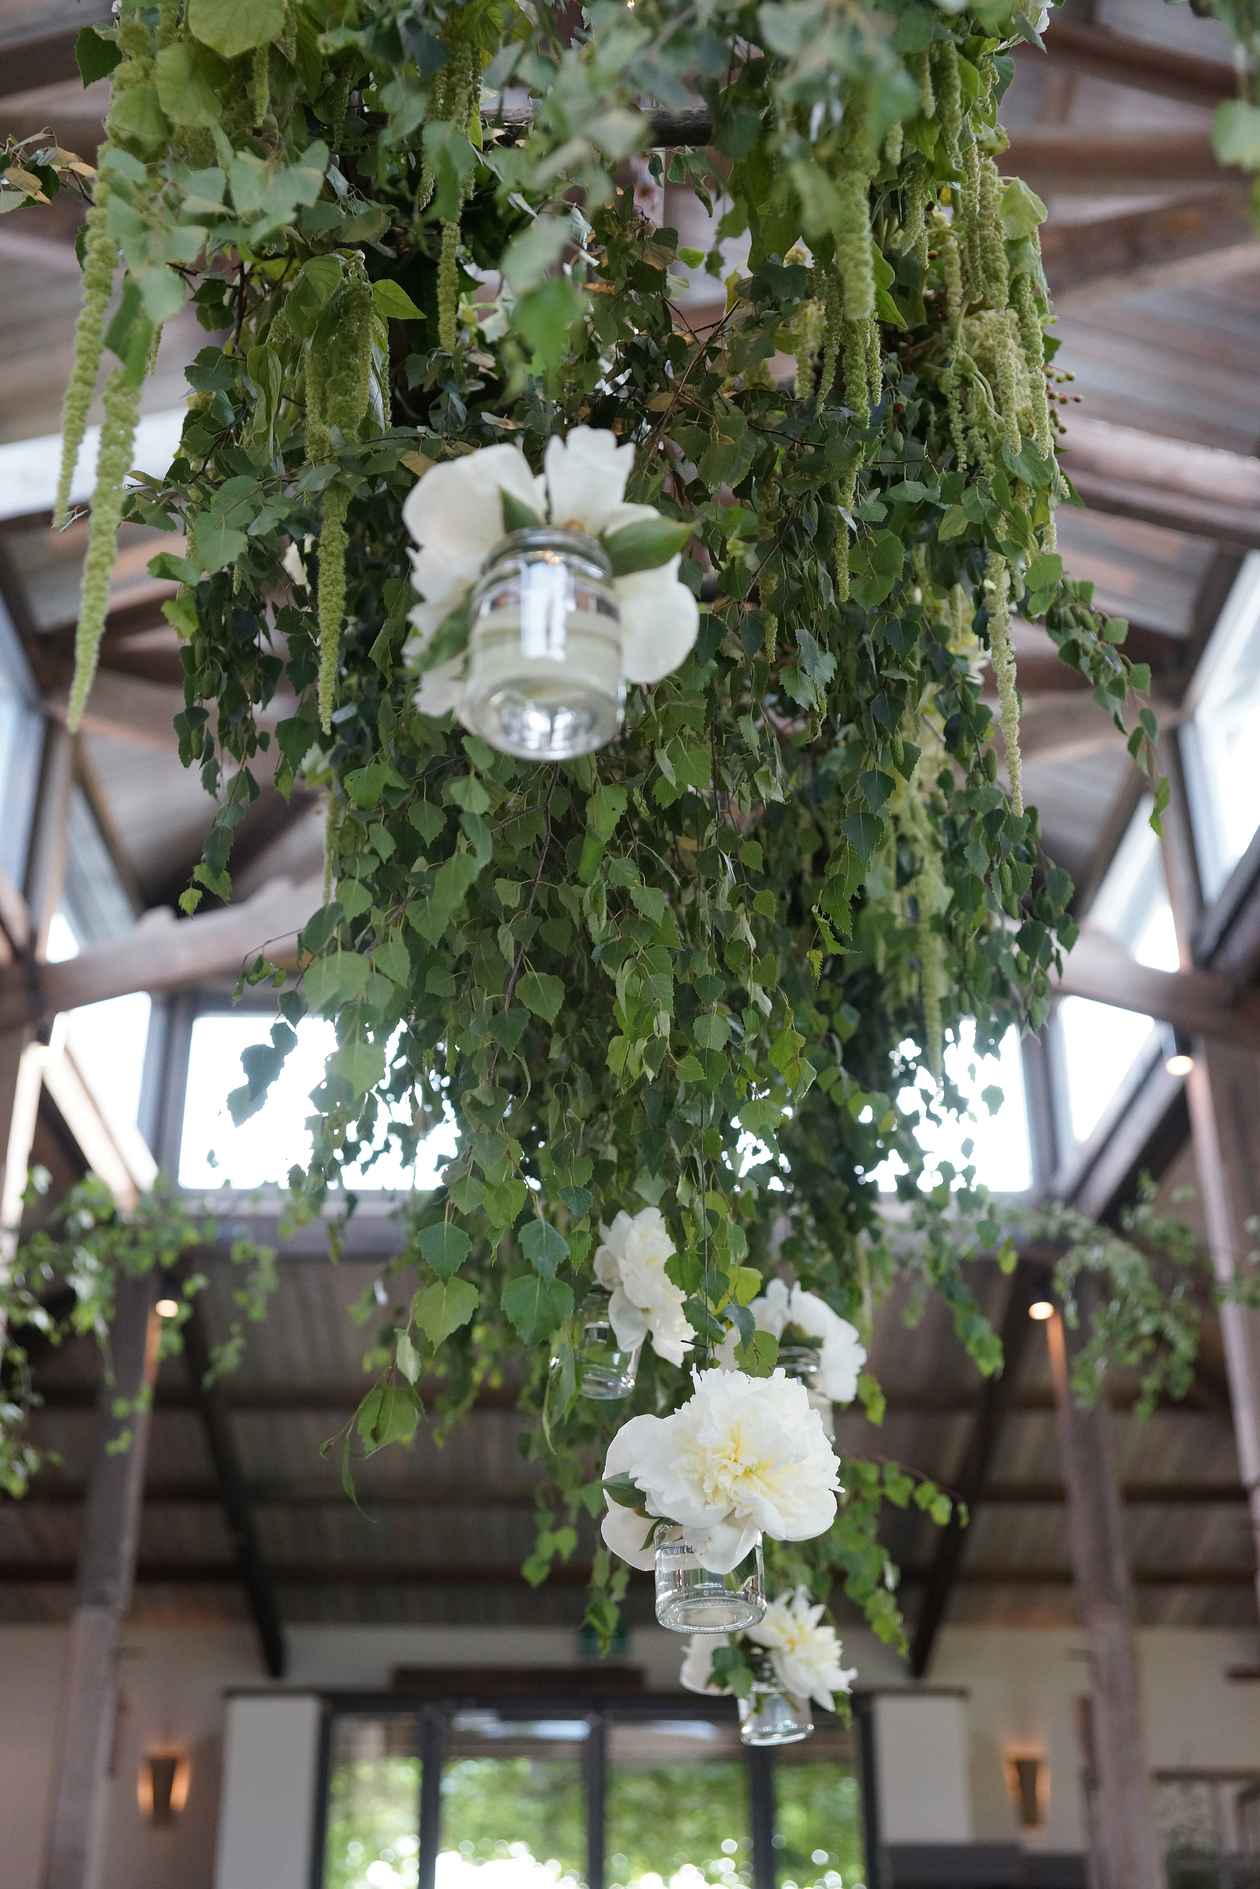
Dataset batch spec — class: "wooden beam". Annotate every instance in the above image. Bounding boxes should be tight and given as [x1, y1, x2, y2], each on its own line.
[0, 876, 320, 1032]
[1056, 1053, 1189, 1224]
[1054, 925, 1260, 1047]
[0, 10, 112, 100]
[41, 669, 185, 753]
[2, 1558, 1251, 1591]
[31, 1378, 1224, 1418]
[1004, 129, 1226, 195]
[1045, 1305, 1163, 1889]
[1019, 19, 1236, 109]
[1062, 416, 1260, 553]
[13, 1475, 1247, 1510]
[1042, 196, 1257, 306]
[908, 1264, 1042, 1678]
[177, 1281, 287, 1678]
[1160, 739, 1260, 1624]
[40, 1275, 159, 1889]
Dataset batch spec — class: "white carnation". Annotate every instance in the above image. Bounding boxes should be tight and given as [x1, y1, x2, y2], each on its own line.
[600, 1367, 841, 1573]
[593, 1206, 694, 1367]
[746, 1588, 857, 1712]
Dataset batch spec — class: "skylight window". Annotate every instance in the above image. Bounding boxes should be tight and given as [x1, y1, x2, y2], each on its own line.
[177, 1012, 456, 1192]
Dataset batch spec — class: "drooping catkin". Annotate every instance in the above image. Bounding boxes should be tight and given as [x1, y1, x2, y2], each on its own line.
[68, 365, 143, 730]
[985, 550, 1023, 815]
[791, 296, 825, 400]
[438, 219, 461, 351]
[157, 0, 180, 47]
[1014, 271, 1055, 457]
[53, 185, 118, 529]
[317, 485, 349, 735]
[978, 155, 1010, 308]
[934, 39, 963, 173]
[843, 320, 871, 421]
[250, 45, 271, 126]
[816, 271, 843, 404]
[910, 48, 935, 119]
[835, 168, 875, 323]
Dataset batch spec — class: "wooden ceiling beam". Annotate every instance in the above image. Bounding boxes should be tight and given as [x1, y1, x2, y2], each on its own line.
[30, 1380, 1226, 1418]
[0, 11, 112, 100]
[1017, 20, 1236, 109]
[177, 1273, 287, 1678]
[1, 1560, 1251, 1589]
[909, 1261, 1042, 1678]
[12, 1476, 1245, 1509]
[1042, 196, 1257, 306]
[0, 875, 319, 1032]
[1054, 925, 1260, 1048]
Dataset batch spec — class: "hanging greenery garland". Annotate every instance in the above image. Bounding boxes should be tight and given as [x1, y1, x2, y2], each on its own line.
[17, 0, 1208, 1652]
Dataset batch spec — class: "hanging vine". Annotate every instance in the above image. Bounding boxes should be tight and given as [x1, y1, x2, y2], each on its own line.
[2, 0, 1200, 1649]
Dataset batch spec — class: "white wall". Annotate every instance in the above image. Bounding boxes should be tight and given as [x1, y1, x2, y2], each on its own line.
[1, 1621, 1257, 1887]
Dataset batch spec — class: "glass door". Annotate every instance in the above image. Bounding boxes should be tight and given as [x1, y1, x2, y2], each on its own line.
[314, 1693, 874, 1889]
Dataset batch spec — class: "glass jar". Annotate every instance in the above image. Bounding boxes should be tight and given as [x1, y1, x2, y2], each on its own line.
[737, 1684, 814, 1747]
[654, 1527, 765, 1634]
[461, 527, 624, 761]
[575, 1287, 641, 1400]
[779, 1341, 835, 1444]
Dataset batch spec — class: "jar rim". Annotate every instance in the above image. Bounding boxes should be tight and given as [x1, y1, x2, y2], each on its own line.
[481, 525, 612, 577]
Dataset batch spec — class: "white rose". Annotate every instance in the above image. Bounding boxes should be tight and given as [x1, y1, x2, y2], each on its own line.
[600, 1368, 841, 1574]
[746, 1588, 858, 1712]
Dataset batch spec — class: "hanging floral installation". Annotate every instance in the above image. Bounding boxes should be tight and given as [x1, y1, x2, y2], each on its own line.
[681, 1587, 858, 1745]
[9, 0, 1245, 1669]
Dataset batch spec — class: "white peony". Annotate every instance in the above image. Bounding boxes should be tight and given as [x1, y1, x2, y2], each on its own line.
[593, 1206, 694, 1368]
[679, 1633, 728, 1696]
[718, 1279, 866, 1405]
[746, 1587, 857, 1713]
[600, 1367, 841, 1574]
[402, 426, 700, 719]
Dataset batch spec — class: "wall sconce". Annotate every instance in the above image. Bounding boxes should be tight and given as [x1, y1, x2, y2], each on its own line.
[1005, 1750, 1047, 1831]
[138, 1752, 190, 1826]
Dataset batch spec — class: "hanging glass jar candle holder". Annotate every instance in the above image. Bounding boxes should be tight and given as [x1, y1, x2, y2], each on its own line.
[737, 1684, 814, 1748]
[575, 1287, 641, 1400]
[778, 1339, 836, 1444]
[461, 527, 624, 761]
[654, 1527, 765, 1634]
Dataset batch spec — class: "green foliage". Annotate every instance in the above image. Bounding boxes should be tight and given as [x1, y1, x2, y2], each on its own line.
[30, 0, 1178, 1646]
[0, 1175, 275, 1497]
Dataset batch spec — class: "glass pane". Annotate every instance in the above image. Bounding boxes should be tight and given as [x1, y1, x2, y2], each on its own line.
[1188, 553, 1260, 900]
[178, 1012, 457, 1191]
[607, 1715, 751, 1889]
[323, 1714, 421, 1889]
[1088, 796, 1178, 973]
[872, 1021, 1032, 1195]
[1057, 996, 1157, 1145]
[773, 1734, 867, 1889]
[46, 909, 152, 1135]
[440, 1710, 588, 1888]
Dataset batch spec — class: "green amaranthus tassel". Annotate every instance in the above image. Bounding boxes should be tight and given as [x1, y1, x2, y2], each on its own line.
[317, 485, 349, 735]
[68, 364, 143, 731]
[53, 186, 118, 529]
[986, 550, 1023, 815]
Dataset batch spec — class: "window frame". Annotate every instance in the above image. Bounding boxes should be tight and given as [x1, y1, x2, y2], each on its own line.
[1180, 550, 1260, 914]
[308, 1687, 881, 1889]
[0, 592, 44, 888]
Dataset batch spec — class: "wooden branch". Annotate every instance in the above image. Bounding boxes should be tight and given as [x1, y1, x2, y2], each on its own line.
[1042, 196, 1257, 306]
[1019, 19, 1236, 109]
[0, 876, 320, 1032]
[909, 1263, 1041, 1678]
[178, 1281, 287, 1678]
[1054, 925, 1260, 1048]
